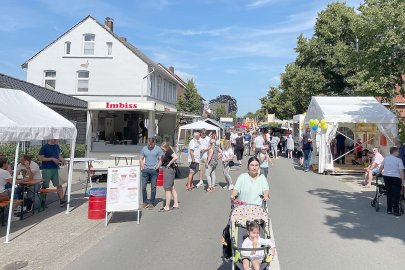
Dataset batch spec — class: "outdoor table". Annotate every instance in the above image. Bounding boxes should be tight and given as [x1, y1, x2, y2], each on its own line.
[19, 178, 42, 219]
[65, 158, 97, 196]
[110, 154, 137, 166]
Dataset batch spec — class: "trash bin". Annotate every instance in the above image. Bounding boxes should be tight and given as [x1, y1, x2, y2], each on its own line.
[157, 168, 164, 187]
[87, 187, 107, 220]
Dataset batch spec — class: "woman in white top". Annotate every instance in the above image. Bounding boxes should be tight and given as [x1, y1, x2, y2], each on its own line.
[379, 147, 404, 216]
[17, 155, 42, 180]
[222, 140, 235, 190]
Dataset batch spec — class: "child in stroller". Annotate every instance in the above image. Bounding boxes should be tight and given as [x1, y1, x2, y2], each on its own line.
[241, 221, 275, 270]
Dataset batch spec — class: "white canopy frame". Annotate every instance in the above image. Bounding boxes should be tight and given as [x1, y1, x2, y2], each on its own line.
[304, 96, 398, 173]
[0, 88, 77, 243]
[176, 121, 221, 160]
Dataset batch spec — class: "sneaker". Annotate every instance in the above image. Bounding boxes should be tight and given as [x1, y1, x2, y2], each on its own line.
[222, 185, 228, 190]
[147, 204, 155, 209]
[143, 203, 148, 209]
[304, 169, 309, 172]
[276, 157, 280, 159]
[60, 200, 67, 207]
[196, 181, 204, 187]
[228, 184, 234, 190]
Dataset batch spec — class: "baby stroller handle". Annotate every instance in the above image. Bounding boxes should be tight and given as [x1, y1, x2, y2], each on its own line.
[232, 246, 272, 251]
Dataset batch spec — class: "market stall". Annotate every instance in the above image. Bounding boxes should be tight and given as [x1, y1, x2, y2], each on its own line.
[176, 121, 221, 152]
[0, 88, 77, 243]
[304, 96, 398, 174]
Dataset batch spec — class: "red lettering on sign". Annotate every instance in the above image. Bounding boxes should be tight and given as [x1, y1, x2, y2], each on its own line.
[105, 102, 137, 109]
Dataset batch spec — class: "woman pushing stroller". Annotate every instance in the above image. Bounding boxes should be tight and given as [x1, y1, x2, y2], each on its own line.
[231, 156, 270, 205]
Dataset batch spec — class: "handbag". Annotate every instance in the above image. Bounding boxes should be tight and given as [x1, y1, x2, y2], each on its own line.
[228, 160, 235, 167]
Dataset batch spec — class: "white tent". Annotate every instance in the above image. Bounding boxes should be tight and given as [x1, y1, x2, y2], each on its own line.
[0, 88, 77, 243]
[176, 121, 221, 151]
[304, 96, 398, 173]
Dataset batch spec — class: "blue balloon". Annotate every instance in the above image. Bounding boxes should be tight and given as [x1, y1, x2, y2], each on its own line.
[311, 125, 318, 131]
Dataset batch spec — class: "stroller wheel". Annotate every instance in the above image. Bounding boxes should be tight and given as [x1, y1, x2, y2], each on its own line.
[371, 199, 376, 208]
[375, 203, 380, 212]
[400, 203, 404, 214]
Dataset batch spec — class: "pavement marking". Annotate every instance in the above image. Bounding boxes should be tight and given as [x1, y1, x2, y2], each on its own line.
[269, 216, 281, 270]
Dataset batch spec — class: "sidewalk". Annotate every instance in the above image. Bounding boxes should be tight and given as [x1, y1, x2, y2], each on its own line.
[0, 159, 153, 269]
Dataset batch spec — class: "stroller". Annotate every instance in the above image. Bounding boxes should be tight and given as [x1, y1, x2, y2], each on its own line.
[228, 201, 272, 270]
[371, 174, 404, 213]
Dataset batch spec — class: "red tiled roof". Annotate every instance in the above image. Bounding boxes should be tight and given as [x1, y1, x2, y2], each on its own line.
[376, 94, 405, 104]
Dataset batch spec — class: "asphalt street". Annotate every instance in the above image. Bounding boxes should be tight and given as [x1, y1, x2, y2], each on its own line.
[65, 156, 405, 270]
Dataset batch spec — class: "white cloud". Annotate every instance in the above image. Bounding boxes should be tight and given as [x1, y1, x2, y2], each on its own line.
[175, 70, 195, 82]
[246, 0, 276, 8]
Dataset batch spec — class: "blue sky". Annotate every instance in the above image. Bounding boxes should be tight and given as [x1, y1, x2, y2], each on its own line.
[0, 0, 363, 115]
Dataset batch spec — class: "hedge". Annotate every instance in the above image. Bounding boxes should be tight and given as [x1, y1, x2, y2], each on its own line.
[0, 143, 86, 164]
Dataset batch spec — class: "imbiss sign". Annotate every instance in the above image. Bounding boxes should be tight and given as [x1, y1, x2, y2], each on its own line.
[88, 102, 155, 111]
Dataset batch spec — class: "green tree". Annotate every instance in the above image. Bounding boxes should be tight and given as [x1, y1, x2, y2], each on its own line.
[351, 0, 405, 109]
[176, 79, 203, 114]
[213, 104, 228, 121]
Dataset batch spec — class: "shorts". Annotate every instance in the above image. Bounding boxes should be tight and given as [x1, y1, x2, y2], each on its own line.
[297, 150, 303, 158]
[271, 144, 277, 151]
[371, 168, 380, 175]
[41, 169, 60, 188]
[189, 162, 199, 174]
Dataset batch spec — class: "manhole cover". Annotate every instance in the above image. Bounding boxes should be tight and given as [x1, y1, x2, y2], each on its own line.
[3, 261, 28, 270]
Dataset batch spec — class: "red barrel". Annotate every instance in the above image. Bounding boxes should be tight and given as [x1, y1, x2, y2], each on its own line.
[88, 195, 106, 220]
[157, 168, 164, 187]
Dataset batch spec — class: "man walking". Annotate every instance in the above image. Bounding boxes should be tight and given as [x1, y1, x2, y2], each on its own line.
[140, 138, 163, 209]
[254, 132, 265, 156]
[196, 129, 210, 188]
[186, 132, 201, 190]
[335, 133, 346, 164]
[302, 128, 313, 172]
[38, 139, 66, 206]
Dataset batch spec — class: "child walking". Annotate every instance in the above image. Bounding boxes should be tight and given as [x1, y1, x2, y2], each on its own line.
[241, 221, 276, 270]
[258, 147, 273, 179]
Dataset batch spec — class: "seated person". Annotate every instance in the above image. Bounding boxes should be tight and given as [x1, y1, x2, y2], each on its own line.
[0, 157, 20, 220]
[241, 221, 276, 270]
[17, 155, 42, 180]
[363, 148, 384, 188]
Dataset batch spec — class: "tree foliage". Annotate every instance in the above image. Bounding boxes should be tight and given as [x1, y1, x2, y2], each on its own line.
[258, 0, 405, 120]
[176, 79, 203, 114]
[209, 95, 238, 114]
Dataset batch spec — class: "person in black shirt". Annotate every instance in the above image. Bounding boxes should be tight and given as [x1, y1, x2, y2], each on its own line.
[160, 142, 180, 212]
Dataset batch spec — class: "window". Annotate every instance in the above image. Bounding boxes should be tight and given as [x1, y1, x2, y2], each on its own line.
[65, 41, 71, 55]
[44, 70, 56, 90]
[106, 42, 112, 55]
[77, 71, 89, 92]
[83, 34, 95, 55]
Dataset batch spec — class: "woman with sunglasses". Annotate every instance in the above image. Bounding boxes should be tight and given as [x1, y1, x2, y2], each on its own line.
[159, 143, 179, 212]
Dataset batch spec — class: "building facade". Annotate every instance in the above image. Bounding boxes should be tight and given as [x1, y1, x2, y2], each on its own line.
[22, 16, 184, 151]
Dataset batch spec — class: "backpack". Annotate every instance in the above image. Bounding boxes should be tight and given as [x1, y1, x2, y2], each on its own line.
[222, 224, 232, 259]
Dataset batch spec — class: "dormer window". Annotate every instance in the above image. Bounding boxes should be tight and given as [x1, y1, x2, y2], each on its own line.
[83, 34, 95, 55]
[64, 41, 71, 55]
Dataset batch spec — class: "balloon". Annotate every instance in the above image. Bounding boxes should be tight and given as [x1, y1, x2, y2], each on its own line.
[309, 119, 315, 127]
[312, 125, 318, 131]
[320, 119, 326, 124]
[313, 119, 319, 126]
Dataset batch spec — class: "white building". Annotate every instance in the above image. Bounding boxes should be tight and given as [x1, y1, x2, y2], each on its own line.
[22, 16, 184, 151]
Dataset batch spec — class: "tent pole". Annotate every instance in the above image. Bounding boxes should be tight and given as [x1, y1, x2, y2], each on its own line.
[4, 142, 20, 243]
[85, 110, 92, 157]
[66, 131, 77, 214]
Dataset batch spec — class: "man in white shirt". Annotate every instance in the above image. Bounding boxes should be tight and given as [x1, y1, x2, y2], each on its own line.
[230, 129, 238, 151]
[186, 132, 201, 190]
[254, 133, 265, 156]
[196, 129, 211, 188]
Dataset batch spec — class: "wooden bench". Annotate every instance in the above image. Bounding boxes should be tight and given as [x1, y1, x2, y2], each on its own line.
[0, 200, 23, 226]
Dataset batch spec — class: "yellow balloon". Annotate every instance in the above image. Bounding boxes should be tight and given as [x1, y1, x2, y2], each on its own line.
[320, 119, 326, 124]
[321, 123, 328, 130]
[314, 119, 319, 126]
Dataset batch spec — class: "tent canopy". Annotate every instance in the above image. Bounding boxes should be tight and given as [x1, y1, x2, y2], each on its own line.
[0, 88, 76, 141]
[0, 88, 77, 243]
[179, 121, 219, 131]
[304, 96, 398, 124]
